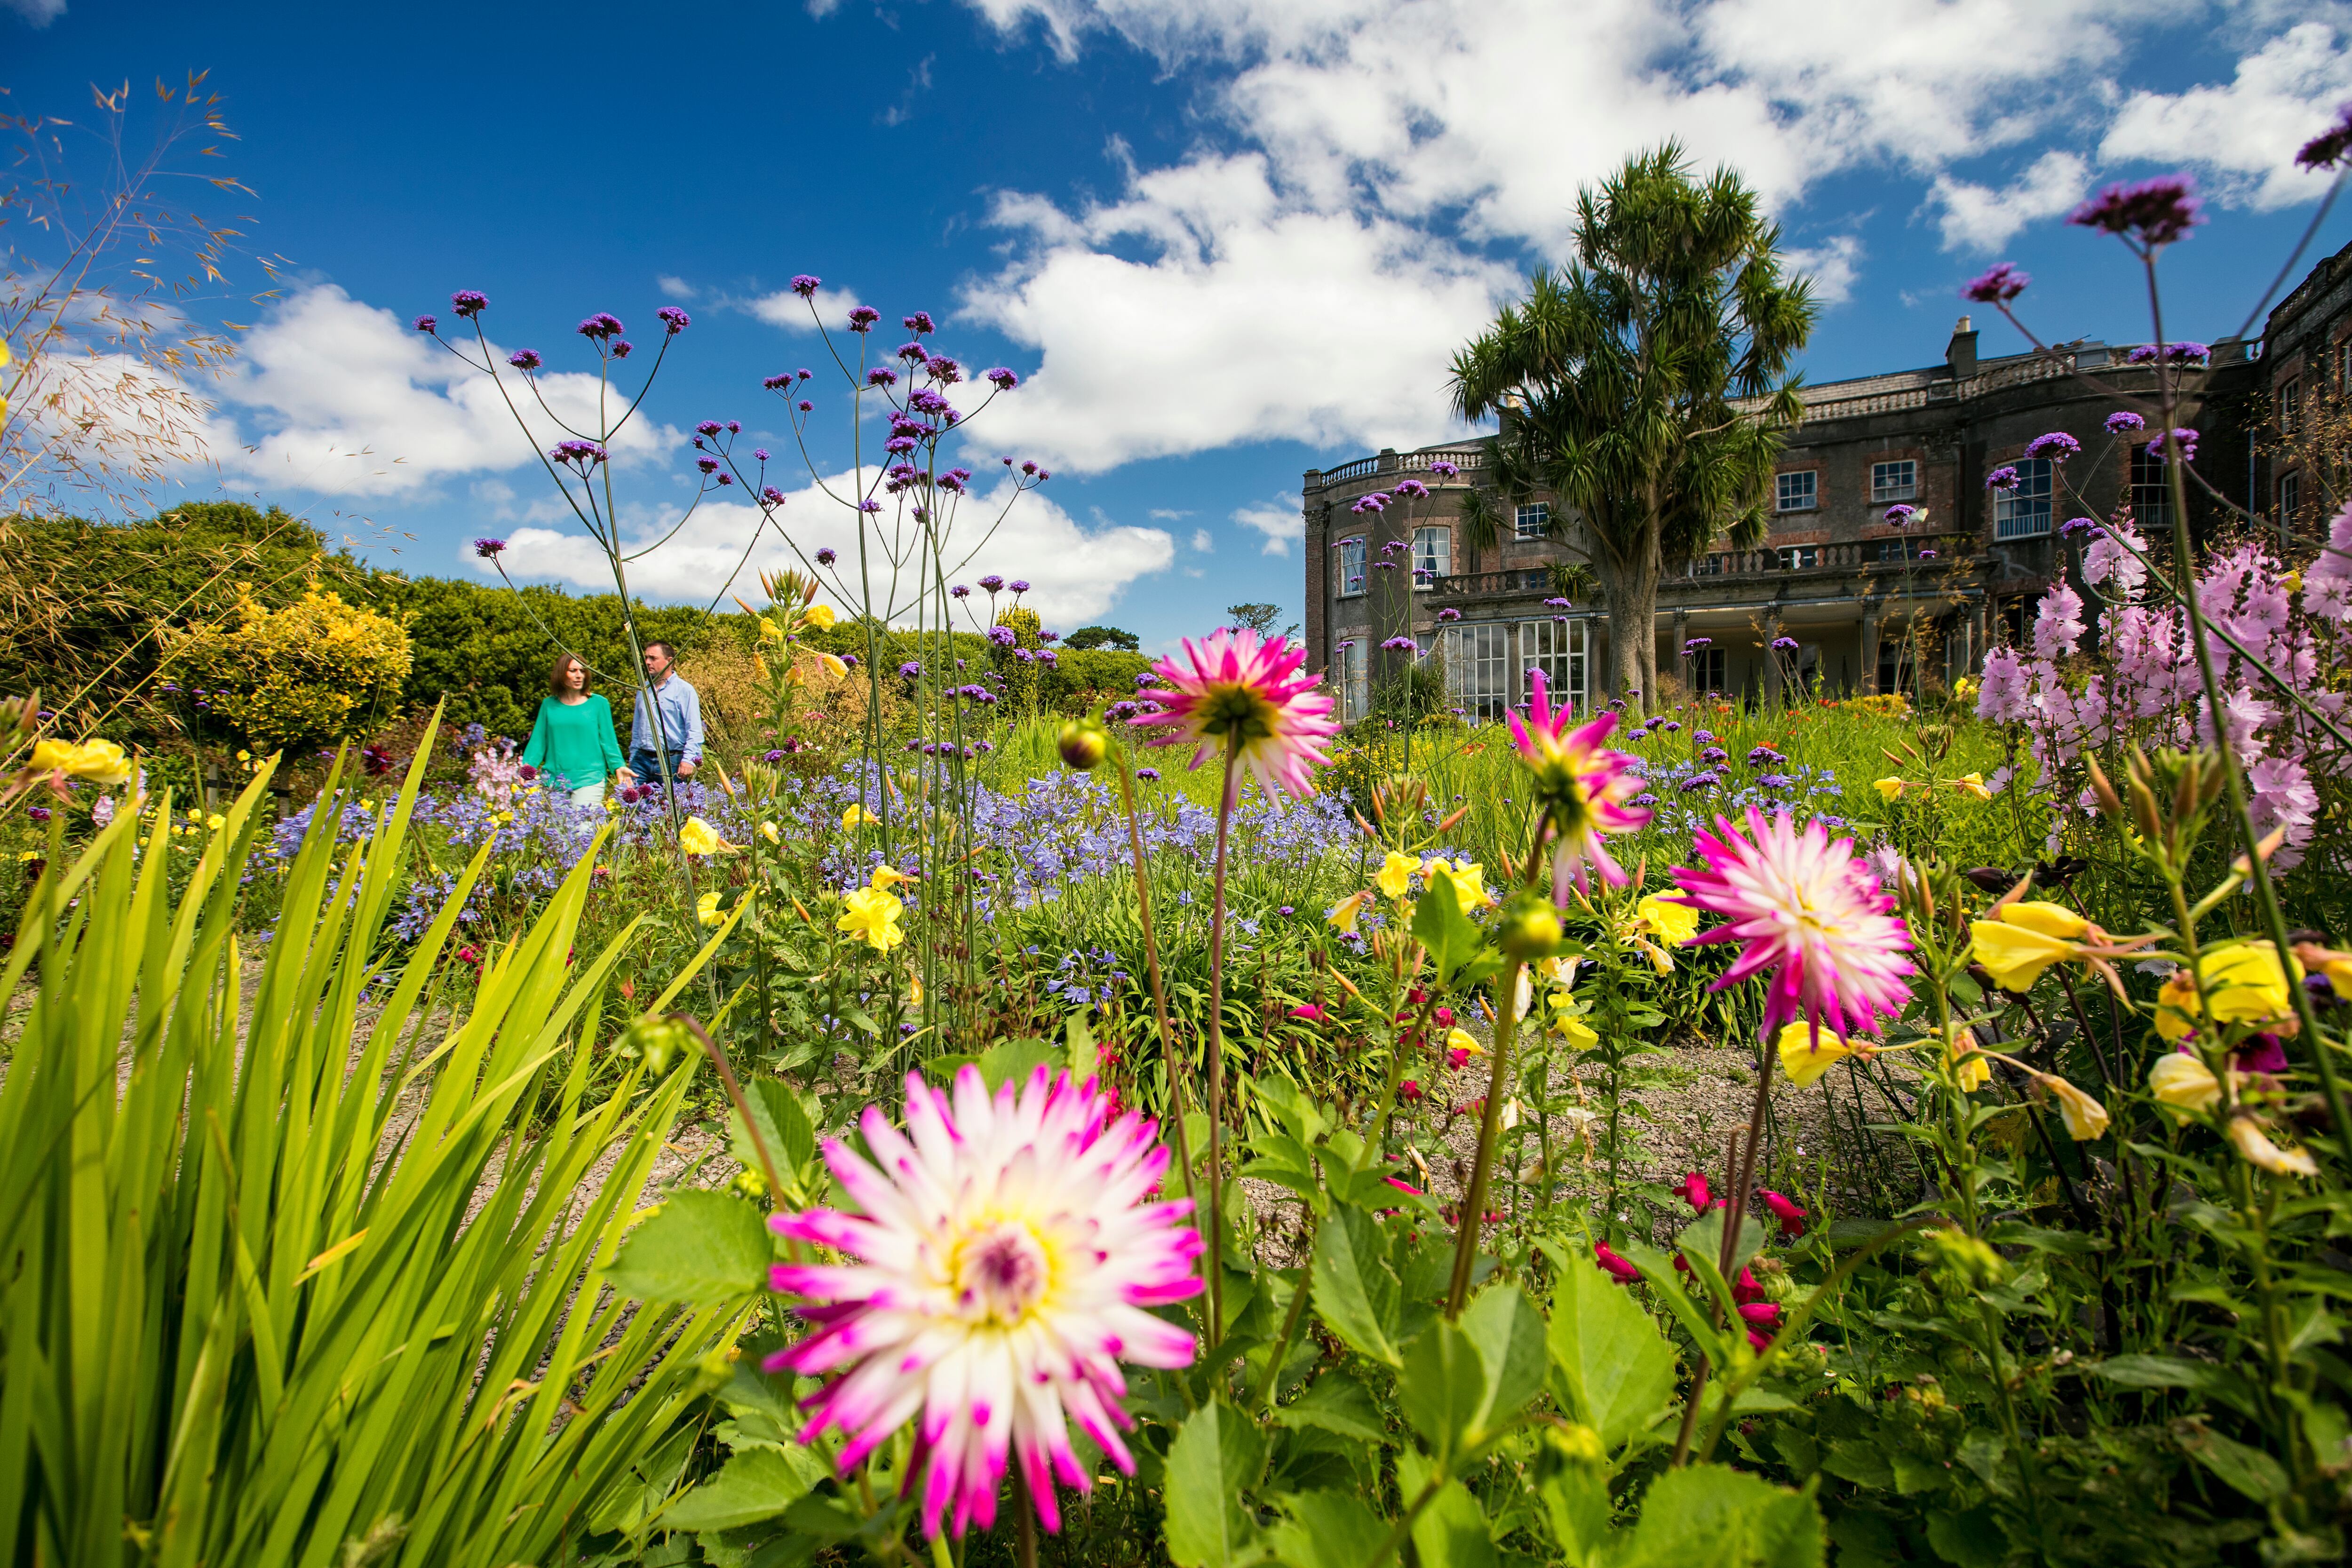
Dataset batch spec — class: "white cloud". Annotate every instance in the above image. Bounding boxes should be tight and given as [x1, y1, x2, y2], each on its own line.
[1231, 492, 1301, 556]
[2101, 23, 2352, 208]
[1783, 234, 1865, 302]
[1150, 506, 1193, 520]
[3, 0, 66, 24]
[208, 285, 678, 497]
[487, 474, 1174, 623]
[1190, 526, 1214, 551]
[658, 274, 695, 300]
[1927, 149, 2093, 251]
[746, 284, 873, 334]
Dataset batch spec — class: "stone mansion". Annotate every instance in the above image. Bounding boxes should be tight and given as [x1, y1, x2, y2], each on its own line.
[1296, 241, 2348, 720]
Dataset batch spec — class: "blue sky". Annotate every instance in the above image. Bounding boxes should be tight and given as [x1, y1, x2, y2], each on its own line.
[12, 0, 2352, 650]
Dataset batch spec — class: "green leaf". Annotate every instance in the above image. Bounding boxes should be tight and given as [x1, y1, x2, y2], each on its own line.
[1266, 1490, 1390, 1568]
[604, 1190, 771, 1304]
[1399, 1319, 1489, 1463]
[977, 1035, 1061, 1092]
[1616, 1239, 1732, 1369]
[1923, 1507, 2006, 1568]
[731, 1075, 815, 1182]
[1459, 1282, 1547, 1435]
[663, 1446, 830, 1533]
[1310, 1206, 1403, 1367]
[1399, 1449, 1500, 1568]
[2177, 1424, 2292, 1503]
[1164, 1401, 1265, 1568]
[1065, 1010, 1100, 1082]
[1271, 1371, 1387, 1444]
[1820, 1440, 1895, 1491]
[1610, 1463, 1825, 1567]
[1548, 1249, 1678, 1449]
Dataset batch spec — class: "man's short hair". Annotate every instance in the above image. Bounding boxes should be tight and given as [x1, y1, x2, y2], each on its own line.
[644, 640, 676, 661]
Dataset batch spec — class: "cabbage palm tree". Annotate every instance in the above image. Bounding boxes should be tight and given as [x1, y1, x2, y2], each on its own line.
[1451, 144, 1814, 713]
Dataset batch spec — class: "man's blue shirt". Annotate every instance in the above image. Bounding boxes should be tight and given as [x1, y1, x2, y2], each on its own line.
[629, 674, 703, 761]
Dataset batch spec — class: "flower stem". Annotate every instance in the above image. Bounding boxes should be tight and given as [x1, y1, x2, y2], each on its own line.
[1204, 738, 1242, 1345]
[1446, 958, 1525, 1316]
[1112, 754, 1201, 1239]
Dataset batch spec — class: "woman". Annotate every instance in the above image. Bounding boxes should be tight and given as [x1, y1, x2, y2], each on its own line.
[521, 653, 623, 808]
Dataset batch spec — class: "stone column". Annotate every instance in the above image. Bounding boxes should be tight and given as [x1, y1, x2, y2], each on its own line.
[1302, 481, 1327, 675]
[1860, 605, 1883, 696]
[1671, 606, 1689, 695]
[1762, 609, 1783, 708]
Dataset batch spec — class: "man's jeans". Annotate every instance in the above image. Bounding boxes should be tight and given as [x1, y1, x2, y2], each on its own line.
[625, 748, 689, 791]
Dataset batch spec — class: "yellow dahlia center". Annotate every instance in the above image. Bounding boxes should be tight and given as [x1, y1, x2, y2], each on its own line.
[951, 1218, 1055, 1324]
[1199, 683, 1279, 740]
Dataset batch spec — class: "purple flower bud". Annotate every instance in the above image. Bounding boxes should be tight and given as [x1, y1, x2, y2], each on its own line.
[1918, 549, 1938, 559]
[798, 400, 814, 412]
[791, 275, 822, 297]
[1985, 465, 2020, 491]
[1009, 580, 1030, 593]
[763, 486, 787, 505]
[577, 312, 625, 340]
[841, 653, 858, 670]
[858, 499, 882, 513]
[550, 438, 609, 467]
[658, 306, 691, 334]
[753, 447, 769, 462]
[696, 420, 723, 437]
[816, 547, 837, 565]
[979, 575, 1005, 592]
[2149, 427, 2199, 463]
[1883, 503, 1916, 525]
[1135, 671, 1158, 688]
[2069, 175, 2202, 248]
[613, 340, 634, 358]
[715, 471, 733, 486]
[2024, 431, 2080, 463]
[2298, 104, 2352, 171]
[1437, 607, 1461, 622]
[764, 374, 793, 390]
[414, 314, 438, 333]
[1393, 479, 1430, 498]
[989, 625, 1017, 646]
[451, 290, 489, 317]
[507, 349, 542, 371]
[925, 356, 961, 383]
[867, 367, 899, 386]
[697, 457, 720, 473]
[1020, 461, 1037, 476]
[985, 367, 1019, 390]
[951, 584, 970, 597]
[897, 340, 928, 362]
[903, 310, 936, 334]
[1380, 636, 1417, 652]
[1428, 460, 1459, 478]
[473, 537, 508, 558]
[2059, 516, 2095, 536]
[897, 661, 923, 679]
[1770, 637, 1799, 651]
[2106, 410, 2145, 434]
[1961, 263, 2028, 304]
[848, 307, 881, 332]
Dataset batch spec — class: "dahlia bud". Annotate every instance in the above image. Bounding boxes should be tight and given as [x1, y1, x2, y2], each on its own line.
[623, 1015, 693, 1075]
[1057, 717, 1108, 771]
[1495, 896, 1563, 960]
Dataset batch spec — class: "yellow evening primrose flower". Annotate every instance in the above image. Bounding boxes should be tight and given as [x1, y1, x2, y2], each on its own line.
[1552, 1012, 1599, 1050]
[1444, 1027, 1485, 1057]
[2039, 1075, 2111, 1140]
[1948, 1028, 1990, 1092]
[1326, 889, 1374, 934]
[32, 738, 134, 786]
[837, 885, 906, 951]
[2226, 1115, 2319, 1177]
[1873, 777, 1907, 802]
[869, 864, 914, 892]
[819, 652, 850, 678]
[803, 602, 837, 630]
[1969, 905, 2089, 992]
[1376, 851, 1420, 900]
[1425, 857, 1493, 912]
[1778, 1020, 1868, 1087]
[1537, 954, 1580, 988]
[758, 616, 784, 643]
[679, 817, 724, 856]
[1949, 772, 1992, 801]
[206, 814, 225, 831]
[2156, 942, 2299, 1039]
[842, 804, 874, 830]
[236, 748, 251, 762]
[17, 850, 40, 862]
[1635, 892, 1701, 945]
[698, 891, 726, 928]
[2147, 1051, 2223, 1120]
[760, 820, 780, 843]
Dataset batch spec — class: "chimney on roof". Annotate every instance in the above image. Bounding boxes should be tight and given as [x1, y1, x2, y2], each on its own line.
[1947, 316, 1979, 380]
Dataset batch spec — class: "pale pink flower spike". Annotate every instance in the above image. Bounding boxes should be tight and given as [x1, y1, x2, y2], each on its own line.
[767, 1067, 1201, 1540]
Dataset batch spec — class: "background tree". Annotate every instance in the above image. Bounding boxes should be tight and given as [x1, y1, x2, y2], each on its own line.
[1451, 143, 1814, 713]
[1224, 601, 1299, 642]
[1064, 624, 1139, 652]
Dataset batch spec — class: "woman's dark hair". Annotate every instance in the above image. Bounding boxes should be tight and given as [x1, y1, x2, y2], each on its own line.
[548, 653, 590, 696]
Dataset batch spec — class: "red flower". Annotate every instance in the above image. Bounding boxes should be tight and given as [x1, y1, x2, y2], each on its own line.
[1399, 1079, 1423, 1102]
[1594, 1243, 1640, 1284]
[1737, 1301, 1781, 1328]
[1759, 1189, 1807, 1237]
[1680, 1171, 1712, 1211]
[1287, 1004, 1331, 1024]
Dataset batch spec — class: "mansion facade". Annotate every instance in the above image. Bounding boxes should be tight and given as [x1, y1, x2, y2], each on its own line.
[1302, 289, 2289, 721]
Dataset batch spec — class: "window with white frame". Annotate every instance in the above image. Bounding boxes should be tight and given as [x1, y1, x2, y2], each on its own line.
[2281, 470, 2303, 528]
[1412, 525, 1450, 586]
[2281, 377, 2303, 435]
[1993, 457, 2054, 539]
[1336, 536, 1366, 597]
[1338, 641, 1367, 724]
[1776, 470, 1818, 511]
[1444, 621, 1510, 721]
[1776, 544, 1820, 571]
[1518, 617, 1587, 714]
[1871, 460, 1917, 502]
[1513, 502, 1550, 540]
[1688, 646, 1726, 694]
[2129, 444, 2168, 523]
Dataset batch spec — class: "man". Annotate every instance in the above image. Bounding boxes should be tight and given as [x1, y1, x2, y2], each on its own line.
[619, 641, 703, 791]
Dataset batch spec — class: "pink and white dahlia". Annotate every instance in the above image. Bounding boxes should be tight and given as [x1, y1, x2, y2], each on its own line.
[1506, 669, 1650, 896]
[1671, 808, 1915, 1044]
[768, 1067, 1201, 1539]
[1130, 628, 1339, 797]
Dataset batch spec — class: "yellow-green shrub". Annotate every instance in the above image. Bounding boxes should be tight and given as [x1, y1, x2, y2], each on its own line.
[167, 586, 413, 753]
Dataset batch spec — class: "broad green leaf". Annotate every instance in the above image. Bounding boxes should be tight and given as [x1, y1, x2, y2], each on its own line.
[1537, 1462, 1612, 1560]
[2177, 1424, 2292, 1503]
[1164, 1401, 1264, 1568]
[1271, 1370, 1387, 1444]
[1549, 1251, 1678, 1449]
[1411, 876, 1481, 979]
[731, 1075, 816, 1183]
[1459, 1282, 1547, 1435]
[1610, 1463, 1825, 1568]
[1399, 1319, 1489, 1463]
[1065, 1010, 1100, 1082]
[1617, 1239, 1732, 1368]
[1310, 1206, 1403, 1366]
[605, 1190, 772, 1304]
[977, 1035, 1061, 1092]
[1266, 1489, 1390, 1568]
[1923, 1507, 2006, 1568]
[663, 1446, 830, 1532]
[1400, 1449, 1500, 1568]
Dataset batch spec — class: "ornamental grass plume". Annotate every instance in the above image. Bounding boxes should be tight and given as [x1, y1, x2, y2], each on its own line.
[1672, 808, 1915, 1044]
[1128, 628, 1337, 797]
[1505, 669, 1649, 899]
[768, 1067, 1201, 1539]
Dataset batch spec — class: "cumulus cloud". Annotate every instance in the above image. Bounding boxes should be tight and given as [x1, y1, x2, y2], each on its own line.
[2100, 23, 2352, 208]
[209, 285, 678, 497]
[1231, 493, 1302, 556]
[1784, 234, 1865, 302]
[486, 475, 1173, 623]
[746, 283, 873, 334]
[1190, 527, 1215, 551]
[1927, 149, 2093, 251]
[3, 0, 66, 24]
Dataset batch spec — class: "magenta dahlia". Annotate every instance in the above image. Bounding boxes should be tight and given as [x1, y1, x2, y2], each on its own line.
[1505, 669, 1650, 896]
[1671, 808, 1915, 1043]
[1130, 627, 1339, 796]
[768, 1067, 1201, 1539]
